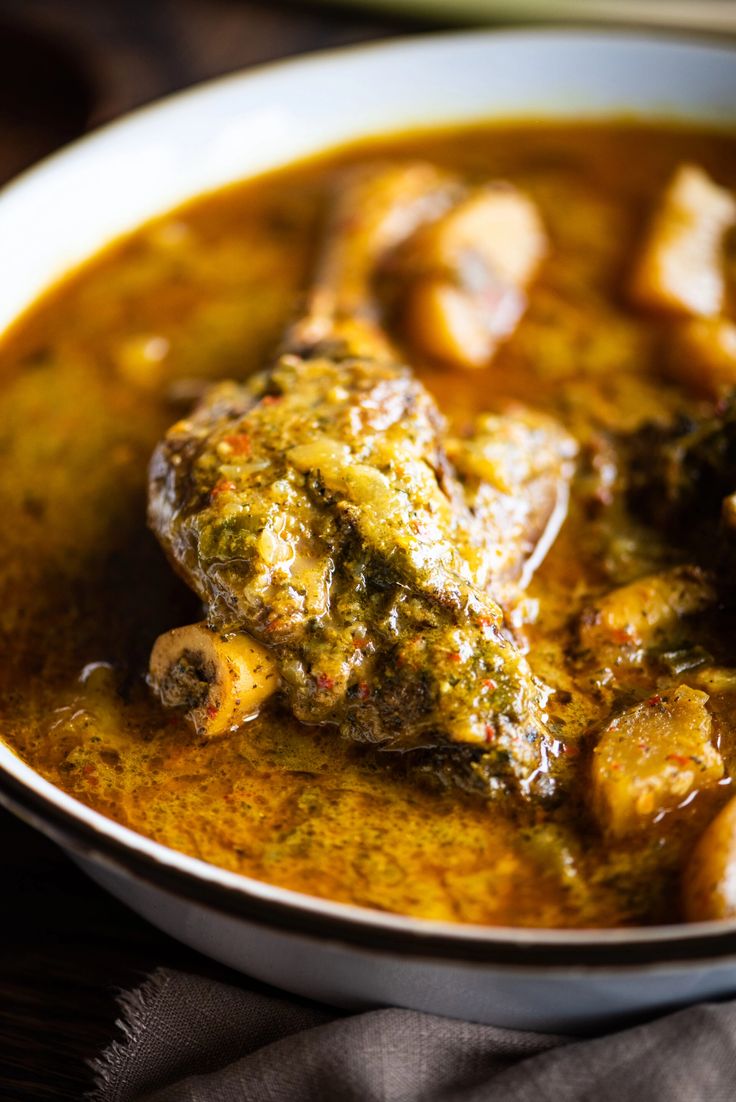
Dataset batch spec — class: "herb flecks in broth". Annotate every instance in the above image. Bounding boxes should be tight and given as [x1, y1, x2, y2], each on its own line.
[3, 123, 736, 927]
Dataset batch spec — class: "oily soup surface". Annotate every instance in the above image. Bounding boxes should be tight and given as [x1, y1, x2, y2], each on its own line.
[3, 124, 736, 927]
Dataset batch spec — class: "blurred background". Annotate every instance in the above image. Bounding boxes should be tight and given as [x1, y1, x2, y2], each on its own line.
[0, 0, 733, 185]
[0, 0, 430, 185]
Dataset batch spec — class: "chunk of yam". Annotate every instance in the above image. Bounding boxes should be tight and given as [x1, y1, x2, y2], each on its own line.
[592, 685, 724, 838]
[667, 318, 736, 398]
[683, 795, 736, 920]
[406, 278, 525, 370]
[411, 185, 547, 286]
[631, 164, 736, 318]
[579, 565, 714, 658]
[149, 621, 279, 737]
[403, 185, 546, 370]
[304, 161, 458, 328]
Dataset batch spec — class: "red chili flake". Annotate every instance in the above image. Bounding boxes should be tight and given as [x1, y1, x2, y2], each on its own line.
[610, 627, 634, 645]
[223, 432, 252, 457]
[609, 762, 622, 772]
[260, 395, 282, 407]
[211, 479, 236, 498]
[484, 723, 496, 742]
[353, 635, 369, 650]
[83, 764, 96, 776]
[647, 694, 662, 707]
[317, 673, 335, 691]
[482, 678, 497, 692]
[563, 744, 580, 758]
[357, 682, 370, 700]
[666, 753, 692, 767]
[206, 704, 219, 719]
[449, 652, 462, 664]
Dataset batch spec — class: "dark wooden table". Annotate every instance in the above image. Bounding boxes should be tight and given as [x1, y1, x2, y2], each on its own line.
[0, 2, 454, 1097]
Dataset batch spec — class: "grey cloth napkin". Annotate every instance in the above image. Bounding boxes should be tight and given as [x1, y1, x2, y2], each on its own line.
[91, 967, 736, 1102]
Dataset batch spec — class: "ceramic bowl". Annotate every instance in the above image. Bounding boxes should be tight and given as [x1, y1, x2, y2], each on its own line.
[2, 29, 736, 1032]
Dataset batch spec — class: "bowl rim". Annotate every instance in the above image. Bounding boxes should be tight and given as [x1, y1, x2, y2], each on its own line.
[4, 751, 736, 969]
[3, 24, 736, 968]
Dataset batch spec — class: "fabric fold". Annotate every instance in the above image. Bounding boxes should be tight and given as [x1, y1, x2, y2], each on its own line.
[90, 968, 736, 1102]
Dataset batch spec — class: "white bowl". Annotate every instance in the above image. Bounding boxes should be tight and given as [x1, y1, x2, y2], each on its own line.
[2, 28, 736, 1032]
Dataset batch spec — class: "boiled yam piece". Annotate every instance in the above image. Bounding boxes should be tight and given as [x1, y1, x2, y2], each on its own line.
[631, 164, 736, 318]
[592, 685, 723, 838]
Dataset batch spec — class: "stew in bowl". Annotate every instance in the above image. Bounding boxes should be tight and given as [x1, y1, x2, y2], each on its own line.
[3, 106, 736, 931]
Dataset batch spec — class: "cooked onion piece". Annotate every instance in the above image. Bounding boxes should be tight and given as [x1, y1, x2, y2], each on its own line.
[631, 164, 736, 317]
[683, 795, 736, 920]
[149, 621, 279, 737]
[400, 184, 547, 369]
